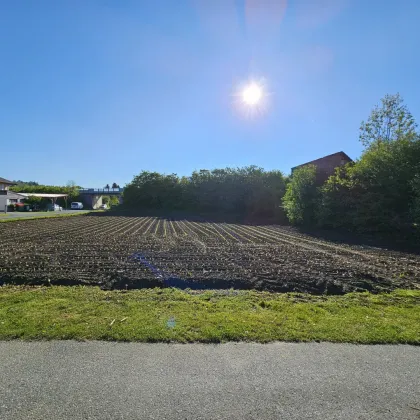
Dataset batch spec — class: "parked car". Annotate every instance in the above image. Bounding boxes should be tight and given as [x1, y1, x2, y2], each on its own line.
[23, 204, 40, 212]
[71, 202, 84, 210]
[15, 203, 25, 211]
[99, 204, 108, 210]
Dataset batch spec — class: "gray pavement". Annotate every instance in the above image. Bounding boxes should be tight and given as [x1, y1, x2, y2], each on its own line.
[0, 342, 419, 419]
[0, 210, 87, 220]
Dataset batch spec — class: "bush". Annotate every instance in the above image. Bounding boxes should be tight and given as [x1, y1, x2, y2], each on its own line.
[123, 167, 287, 222]
[411, 174, 420, 225]
[282, 165, 319, 225]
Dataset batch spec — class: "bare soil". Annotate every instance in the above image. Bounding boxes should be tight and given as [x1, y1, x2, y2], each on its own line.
[0, 214, 419, 294]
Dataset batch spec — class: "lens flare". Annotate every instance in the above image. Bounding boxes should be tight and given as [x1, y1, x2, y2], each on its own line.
[242, 83, 263, 106]
[231, 78, 271, 119]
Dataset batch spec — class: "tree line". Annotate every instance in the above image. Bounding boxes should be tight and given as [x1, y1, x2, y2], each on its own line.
[11, 93, 419, 243]
[124, 94, 420, 242]
[283, 94, 420, 241]
[11, 182, 81, 209]
[12, 182, 80, 201]
[123, 166, 288, 223]
[12, 182, 120, 209]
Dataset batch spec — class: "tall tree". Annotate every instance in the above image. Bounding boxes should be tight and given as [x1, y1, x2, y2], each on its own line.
[282, 165, 319, 225]
[65, 180, 79, 200]
[318, 94, 420, 238]
[123, 167, 286, 222]
[359, 93, 417, 148]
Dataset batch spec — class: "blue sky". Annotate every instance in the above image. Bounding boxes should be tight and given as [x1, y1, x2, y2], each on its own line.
[1, 0, 420, 187]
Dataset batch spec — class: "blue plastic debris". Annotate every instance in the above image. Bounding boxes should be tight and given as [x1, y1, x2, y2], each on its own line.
[129, 252, 204, 289]
[166, 317, 176, 328]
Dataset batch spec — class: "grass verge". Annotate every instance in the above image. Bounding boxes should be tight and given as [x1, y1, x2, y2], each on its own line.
[0, 286, 419, 343]
[0, 211, 92, 223]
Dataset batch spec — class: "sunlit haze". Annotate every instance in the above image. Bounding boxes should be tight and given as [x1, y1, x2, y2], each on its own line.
[242, 83, 263, 106]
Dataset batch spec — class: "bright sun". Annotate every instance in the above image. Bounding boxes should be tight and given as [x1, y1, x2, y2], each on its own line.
[242, 83, 263, 106]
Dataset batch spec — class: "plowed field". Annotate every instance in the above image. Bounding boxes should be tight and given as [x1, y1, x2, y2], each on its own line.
[0, 214, 419, 294]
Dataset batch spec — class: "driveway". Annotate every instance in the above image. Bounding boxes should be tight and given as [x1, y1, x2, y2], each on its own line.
[0, 342, 419, 419]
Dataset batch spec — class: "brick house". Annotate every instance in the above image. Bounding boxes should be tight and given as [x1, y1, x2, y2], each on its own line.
[291, 151, 352, 183]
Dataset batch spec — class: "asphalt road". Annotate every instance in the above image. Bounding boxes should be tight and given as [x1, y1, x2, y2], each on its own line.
[0, 342, 419, 420]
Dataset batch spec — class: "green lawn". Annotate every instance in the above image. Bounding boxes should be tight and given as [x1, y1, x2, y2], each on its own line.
[0, 211, 92, 223]
[0, 286, 419, 343]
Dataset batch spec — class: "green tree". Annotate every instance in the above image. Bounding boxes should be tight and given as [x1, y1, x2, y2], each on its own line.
[410, 175, 420, 225]
[359, 93, 417, 148]
[24, 195, 43, 207]
[102, 196, 119, 207]
[109, 195, 120, 207]
[123, 171, 183, 210]
[317, 164, 357, 230]
[65, 180, 80, 202]
[318, 94, 420, 238]
[13, 180, 39, 186]
[123, 167, 287, 222]
[12, 182, 81, 209]
[283, 165, 319, 225]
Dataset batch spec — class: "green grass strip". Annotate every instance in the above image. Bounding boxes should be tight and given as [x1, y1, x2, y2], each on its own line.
[0, 211, 93, 223]
[0, 287, 419, 343]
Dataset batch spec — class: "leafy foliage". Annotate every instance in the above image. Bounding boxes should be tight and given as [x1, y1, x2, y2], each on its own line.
[124, 167, 287, 222]
[317, 94, 420, 240]
[282, 165, 319, 225]
[24, 196, 43, 205]
[13, 180, 39, 186]
[359, 93, 417, 148]
[102, 195, 120, 207]
[12, 182, 81, 208]
[12, 183, 80, 198]
[124, 172, 184, 210]
[410, 174, 420, 225]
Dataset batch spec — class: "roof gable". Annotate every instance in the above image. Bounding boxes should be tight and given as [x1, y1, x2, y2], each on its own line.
[292, 151, 352, 171]
[0, 177, 15, 184]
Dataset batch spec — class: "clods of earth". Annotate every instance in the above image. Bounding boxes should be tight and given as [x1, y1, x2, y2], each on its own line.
[0, 214, 419, 295]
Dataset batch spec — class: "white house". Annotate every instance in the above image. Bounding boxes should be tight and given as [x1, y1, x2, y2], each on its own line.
[0, 191, 27, 211]
[0, 177, 15, 191]
[0, 177, 25, 211]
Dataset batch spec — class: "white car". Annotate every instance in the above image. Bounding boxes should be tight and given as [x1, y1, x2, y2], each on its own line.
[71, 202, 84, 210]
[99, 204, 108, 210]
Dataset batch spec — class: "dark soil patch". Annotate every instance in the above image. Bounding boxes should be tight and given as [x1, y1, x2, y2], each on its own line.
[0, 216, 418, 295]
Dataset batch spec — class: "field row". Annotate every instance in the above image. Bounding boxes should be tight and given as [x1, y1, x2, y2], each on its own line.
[0, 215, 419, 294]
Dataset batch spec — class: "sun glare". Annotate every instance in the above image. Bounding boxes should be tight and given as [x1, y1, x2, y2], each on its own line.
[242, 83, 263, 106]
[231, 78, 270, 119]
